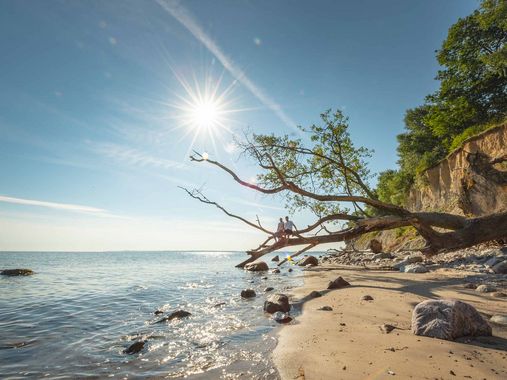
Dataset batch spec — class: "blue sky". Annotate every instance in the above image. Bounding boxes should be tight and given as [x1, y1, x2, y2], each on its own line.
[0, 0, 478, 251]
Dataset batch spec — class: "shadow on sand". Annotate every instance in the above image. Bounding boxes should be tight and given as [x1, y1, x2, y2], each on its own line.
[287, 266, 507, 352]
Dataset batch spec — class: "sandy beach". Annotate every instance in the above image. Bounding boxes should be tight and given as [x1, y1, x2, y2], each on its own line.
[274, 266, 507, 380]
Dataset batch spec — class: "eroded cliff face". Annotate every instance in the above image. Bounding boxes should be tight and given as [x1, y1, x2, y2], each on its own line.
[408, 123, 507, 217]
[350, 123, 507, 252]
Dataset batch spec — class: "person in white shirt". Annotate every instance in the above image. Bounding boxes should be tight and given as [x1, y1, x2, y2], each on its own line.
[284, 216, 297, 237]
[275, 218, 285, 242]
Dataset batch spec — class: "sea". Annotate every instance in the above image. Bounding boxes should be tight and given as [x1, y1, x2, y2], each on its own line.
[0, 251, 306, 379]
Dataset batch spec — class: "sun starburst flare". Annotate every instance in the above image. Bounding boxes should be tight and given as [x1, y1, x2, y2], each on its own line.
[165, 69, 252, 158]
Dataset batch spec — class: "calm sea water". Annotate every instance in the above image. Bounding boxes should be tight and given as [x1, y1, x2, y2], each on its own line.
[0, 251, 305, 379]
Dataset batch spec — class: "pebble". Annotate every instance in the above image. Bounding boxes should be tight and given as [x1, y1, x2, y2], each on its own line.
[476, 284, 496, 293]
[490, 315, 507, 325]
[272, 312, 292, 324]
[380, 324, 396, 334]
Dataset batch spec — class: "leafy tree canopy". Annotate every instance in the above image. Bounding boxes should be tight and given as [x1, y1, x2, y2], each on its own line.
[240, 109, 375, 220]
[378, 0, 507, 206]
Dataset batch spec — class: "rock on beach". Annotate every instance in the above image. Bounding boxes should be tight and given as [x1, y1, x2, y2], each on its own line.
[241, 289, 256, 298]
[476, 284, 496, 293]
[244, 261, 269, 272]
[155, 310, 191, 323]
[403, 263, 428, 273]
[492, 261, 507, 274]
[1, 269, 34, 276]
[264, 294, 290, 314]
[298, 256, 318, 267]
[412, 299, 492, 340]
[327, 276, 350, 289]
[272, 312, 292, 323]
[490, 315, 507, 325]
[369, 239, 382, 253]
[124, 341, 145, 354]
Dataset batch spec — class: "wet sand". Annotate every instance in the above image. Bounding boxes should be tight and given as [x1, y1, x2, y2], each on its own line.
[274, 266, 507, 379]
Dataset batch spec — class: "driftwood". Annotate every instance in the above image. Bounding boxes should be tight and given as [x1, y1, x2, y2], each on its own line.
[182, 136, 507, 268]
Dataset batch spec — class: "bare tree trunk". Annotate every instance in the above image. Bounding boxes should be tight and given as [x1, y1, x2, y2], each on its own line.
[182, 150, 507, 268]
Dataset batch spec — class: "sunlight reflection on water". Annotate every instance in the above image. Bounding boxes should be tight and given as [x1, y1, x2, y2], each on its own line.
[0, 251, 304, 379]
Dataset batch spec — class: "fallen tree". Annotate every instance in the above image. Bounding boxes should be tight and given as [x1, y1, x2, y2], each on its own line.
[182, 110, 507, 268]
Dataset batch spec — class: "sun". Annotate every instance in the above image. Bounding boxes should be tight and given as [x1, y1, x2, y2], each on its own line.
[190, 98, 221, 129]
[166, 70, 244, 157]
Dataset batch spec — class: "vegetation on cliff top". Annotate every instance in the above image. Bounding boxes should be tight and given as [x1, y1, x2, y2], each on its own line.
[377, 0, 507, 206]
[184, 1, 507, 266]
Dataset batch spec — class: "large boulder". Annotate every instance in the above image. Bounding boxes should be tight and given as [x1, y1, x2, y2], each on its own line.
[327, 276, 350, 290]
[244, 261, 269, 272]
[264, 294, 290, 314]
[1, 269, 34, 276]
[298, 256, 318, 267]
[369, 239, 382, 253]
[411, 299, 492, 340]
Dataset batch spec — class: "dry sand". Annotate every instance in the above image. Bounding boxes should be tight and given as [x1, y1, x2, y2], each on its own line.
[274, 266, 507, 380]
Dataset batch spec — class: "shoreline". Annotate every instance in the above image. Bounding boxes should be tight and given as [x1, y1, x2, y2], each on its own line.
[273, 264, 507, 379]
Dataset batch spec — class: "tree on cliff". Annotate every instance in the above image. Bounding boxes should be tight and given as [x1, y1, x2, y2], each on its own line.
[378, 0, 507, 204]
[182, 109, 507, 267]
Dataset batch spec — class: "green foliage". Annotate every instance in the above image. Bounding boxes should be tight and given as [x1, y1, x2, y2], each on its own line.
[245, 109, 374, 219]
[377, 0, 507, 206]
[449, 125, 488, 152]
[395, 226, 416, 239]
[376, 170, 412, 206]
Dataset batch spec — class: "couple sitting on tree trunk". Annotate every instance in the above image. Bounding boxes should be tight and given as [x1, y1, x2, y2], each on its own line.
[275, 216, 297, 242]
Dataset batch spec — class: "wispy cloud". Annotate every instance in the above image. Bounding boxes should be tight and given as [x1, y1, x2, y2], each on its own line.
[0, 195, 116, 218]
[156, 0, 297, 130]
[93, 142, 186, 170]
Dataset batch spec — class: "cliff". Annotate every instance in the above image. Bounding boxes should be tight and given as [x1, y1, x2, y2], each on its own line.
[408, 123, 507, 217]
[353, 122, 507, 251]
